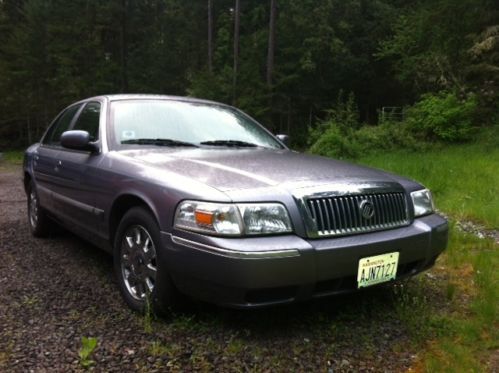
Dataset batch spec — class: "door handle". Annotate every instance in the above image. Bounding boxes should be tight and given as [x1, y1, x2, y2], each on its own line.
[55, 160, 62, 172]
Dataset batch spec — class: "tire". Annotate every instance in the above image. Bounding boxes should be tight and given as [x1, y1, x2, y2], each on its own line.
[113, 206, 186, 315]
[27, 182, 51, 237]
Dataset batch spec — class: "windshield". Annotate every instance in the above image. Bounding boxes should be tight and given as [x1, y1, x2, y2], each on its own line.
[109, 100, 283, 150]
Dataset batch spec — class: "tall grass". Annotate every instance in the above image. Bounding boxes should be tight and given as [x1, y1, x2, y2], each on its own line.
[356, 136, 499, 229]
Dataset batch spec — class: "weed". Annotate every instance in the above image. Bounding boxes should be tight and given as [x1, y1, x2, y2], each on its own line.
[445, 282, 456, 301]
[78, 336, 98, 369]
[143, 294, 153, 334]
[392, 278, 432, 343]
[0, 343, 13, 369]
[149, 341, 182, 357]
[20, 295, 39, 308]
[223, 337, 244, 355]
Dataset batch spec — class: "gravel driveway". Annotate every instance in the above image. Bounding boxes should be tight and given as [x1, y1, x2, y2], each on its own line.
[0, 166, 422, 372]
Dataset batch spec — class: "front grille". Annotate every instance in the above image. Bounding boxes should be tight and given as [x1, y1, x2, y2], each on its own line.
[306, 192, 409, 237]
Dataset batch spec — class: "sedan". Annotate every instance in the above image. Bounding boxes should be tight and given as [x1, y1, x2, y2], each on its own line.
[23, 94, 448, 313]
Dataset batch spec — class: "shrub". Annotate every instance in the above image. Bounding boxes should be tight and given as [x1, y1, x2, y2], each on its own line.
[354, 122, 425, 152]
[406, 91, 478, 142]
[309, 120, 424, 159]
[309, 124, 361, 159]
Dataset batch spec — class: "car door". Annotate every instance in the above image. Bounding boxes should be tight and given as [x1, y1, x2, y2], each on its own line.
[50, 101, 105, 237]
[33, 103, 83, 212]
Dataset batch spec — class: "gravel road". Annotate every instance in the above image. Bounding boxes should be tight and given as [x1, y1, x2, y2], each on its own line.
[0, 166, 423, 372]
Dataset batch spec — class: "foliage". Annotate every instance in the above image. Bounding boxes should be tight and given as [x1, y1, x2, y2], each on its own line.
[308, 91, 359, 143]
[0, 0, 497, 150]
[359, 122, 422, 151]
[405, 91, 478, 142]
[309, 124, 361, 159]
[377, 0, 498, 94]
[309, 89, 481, 158]
[308, 89, 428, 159]
[78, 336, 98, 369]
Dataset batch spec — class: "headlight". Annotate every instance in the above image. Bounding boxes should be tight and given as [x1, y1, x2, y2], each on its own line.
[174, 201, 293, 236]
[410, 189, 434, 217]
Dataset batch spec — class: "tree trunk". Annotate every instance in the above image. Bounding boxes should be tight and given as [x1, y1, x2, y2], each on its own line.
[207, 0, 213, 73]
[120, 0, 128, 92]
[266, 0, 277, 87]
[233, 0, 240, 104]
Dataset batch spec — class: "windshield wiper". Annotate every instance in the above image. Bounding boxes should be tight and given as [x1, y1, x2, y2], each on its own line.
[200, 140, 259, 147]
[121, 138, 198, 147]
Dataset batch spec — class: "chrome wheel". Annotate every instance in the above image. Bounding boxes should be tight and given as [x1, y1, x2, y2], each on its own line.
[120, 225, 157, 301]
[29, 190, 39, 228]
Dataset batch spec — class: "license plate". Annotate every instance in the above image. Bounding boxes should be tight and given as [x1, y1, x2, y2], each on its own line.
[357, 252, 399, 288]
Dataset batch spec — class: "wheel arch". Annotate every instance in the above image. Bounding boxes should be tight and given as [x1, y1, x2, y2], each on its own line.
[24, 172, 32, 194]
[108, 193, 160, 246]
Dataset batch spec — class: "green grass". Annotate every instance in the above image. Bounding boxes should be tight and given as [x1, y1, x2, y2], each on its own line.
[1, 150, 24, 165]
[420, 228, 498, 371]
[355, 135, 498, 371]
[356, 138, 499, 229]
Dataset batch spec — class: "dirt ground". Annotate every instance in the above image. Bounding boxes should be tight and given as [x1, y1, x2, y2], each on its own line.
[0, 165, 429, 372]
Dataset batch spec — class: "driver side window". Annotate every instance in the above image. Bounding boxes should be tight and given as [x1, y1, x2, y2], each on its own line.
[72, 102, 101, 141]
[42, 104, 81, 146]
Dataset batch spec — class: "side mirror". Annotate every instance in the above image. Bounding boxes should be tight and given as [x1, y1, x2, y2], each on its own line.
[60, 130, 98, 152]
[276, 134, 289, 146]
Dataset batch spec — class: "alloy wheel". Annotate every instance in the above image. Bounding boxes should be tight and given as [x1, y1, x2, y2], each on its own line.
[120, 225, 157, 301]
[29, 190, 39, 229]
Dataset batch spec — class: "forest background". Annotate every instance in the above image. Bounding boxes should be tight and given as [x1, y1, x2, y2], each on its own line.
[0, 0, 497, 153]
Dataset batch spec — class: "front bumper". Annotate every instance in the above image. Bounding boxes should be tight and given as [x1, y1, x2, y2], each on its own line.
[159, 213, 448, 308]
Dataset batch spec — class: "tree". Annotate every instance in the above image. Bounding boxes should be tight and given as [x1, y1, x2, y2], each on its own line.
[208, 0, 214, 73]
[232, 0, 240, 104]
[266, 0, 276, 87]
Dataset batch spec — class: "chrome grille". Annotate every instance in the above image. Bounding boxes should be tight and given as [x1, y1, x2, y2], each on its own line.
[306, 192, 409, 236]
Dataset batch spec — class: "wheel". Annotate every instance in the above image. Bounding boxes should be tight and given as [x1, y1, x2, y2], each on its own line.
[27, 182, 51, 237]
[113, 207, 186, 314]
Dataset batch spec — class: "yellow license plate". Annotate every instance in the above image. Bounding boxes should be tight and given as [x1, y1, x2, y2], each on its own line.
[357, 252, 399, 288]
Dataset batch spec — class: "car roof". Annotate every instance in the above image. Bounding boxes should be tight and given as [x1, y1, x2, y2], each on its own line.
[81, 94, 228, 107]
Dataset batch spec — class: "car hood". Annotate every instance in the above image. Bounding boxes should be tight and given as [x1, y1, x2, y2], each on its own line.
[115, 148, 421, 193]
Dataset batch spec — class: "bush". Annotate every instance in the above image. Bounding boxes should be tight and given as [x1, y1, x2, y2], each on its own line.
[308, 90, 479, 160]
[309, 124, 361, 159]
[309, 120, 424, 160]
[406, 91, 478, 142]
[354, 122, 424, 152]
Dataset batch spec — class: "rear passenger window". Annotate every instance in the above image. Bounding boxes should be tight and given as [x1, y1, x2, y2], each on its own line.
[72, 102, 101, 141]
[43, 104, 81, 145]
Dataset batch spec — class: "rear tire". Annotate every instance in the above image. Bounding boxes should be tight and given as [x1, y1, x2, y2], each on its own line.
[113, 206, 186, 315]
[27, 182, 51, 237]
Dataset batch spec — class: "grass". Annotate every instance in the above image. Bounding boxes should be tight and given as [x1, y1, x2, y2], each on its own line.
[0, 150, 24, 172]
[0, 150, 24, 165]
[356, 135, 499, 229]
[355, 135, 498, 371]
[419, 228, 498, 371]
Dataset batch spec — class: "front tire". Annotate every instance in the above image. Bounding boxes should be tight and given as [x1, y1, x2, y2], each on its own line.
[113, 207, 185, 314]
[27, 182, 51, 237]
